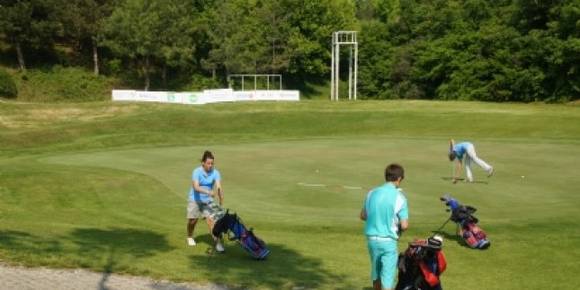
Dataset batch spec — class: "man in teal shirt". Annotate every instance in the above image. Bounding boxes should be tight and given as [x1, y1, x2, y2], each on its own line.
[360, 163, 409, 290]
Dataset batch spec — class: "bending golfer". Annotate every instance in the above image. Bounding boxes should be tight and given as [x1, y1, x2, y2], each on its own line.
[448, 139, 494, 183]
[187, 150, 225, 253]
[360, 163, 409, 290]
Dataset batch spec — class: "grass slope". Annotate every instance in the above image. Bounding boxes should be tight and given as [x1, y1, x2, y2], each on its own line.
[0, 100, 579, 289]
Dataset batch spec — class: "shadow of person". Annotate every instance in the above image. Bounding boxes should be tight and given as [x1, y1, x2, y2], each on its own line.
[188, 242, 352, 289]
[441, 177, 464, 181]
[440, 177, 488, 184]
[192, 233, 215, 247]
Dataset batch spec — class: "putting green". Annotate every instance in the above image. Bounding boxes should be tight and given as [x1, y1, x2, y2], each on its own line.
[15, 137, 575, 289]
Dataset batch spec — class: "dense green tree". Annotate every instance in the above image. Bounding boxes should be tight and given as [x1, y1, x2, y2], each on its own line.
[202, 0, 267, 75]
[102, 0, 196, 90]
[0, 0, 63, 71]
[0, 0, 576, 101]
[60, 0, 117, 75]
[284, 0, 357, 79]
[202, 0, 355, 81]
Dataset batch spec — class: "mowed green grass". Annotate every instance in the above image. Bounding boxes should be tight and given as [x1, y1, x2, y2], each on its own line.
[0, 100, 579, 289]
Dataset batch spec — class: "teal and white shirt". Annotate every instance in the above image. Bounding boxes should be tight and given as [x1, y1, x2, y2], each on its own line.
[363, 183, 409, 240]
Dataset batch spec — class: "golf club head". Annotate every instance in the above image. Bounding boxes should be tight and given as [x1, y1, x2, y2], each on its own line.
[440, 194, 452, 207]
[440, 193, 452, 201]
[427, 234, 444, 249]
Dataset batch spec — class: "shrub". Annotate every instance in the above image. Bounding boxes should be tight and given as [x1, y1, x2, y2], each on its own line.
[16, 66, 114, 102]
[0, 69, 18, 99]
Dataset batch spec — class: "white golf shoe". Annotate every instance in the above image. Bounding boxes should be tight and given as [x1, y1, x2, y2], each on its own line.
[215, 241, 225, 253]
[187, 237, 196, 246]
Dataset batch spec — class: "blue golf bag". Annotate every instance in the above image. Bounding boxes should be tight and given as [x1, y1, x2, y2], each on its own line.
[212, 210, 270, 260]
[440, 195, 490, 249]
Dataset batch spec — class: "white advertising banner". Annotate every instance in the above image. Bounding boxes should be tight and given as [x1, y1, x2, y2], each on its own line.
[178, 92, 205, 105]
[112, 90, 136, 101]
[277, 90, 300, 101]
[112, 89, 299, 104]
[133, 91, 167, 102]
[233, 91, 254, 101]
[203, 89, 235, 103]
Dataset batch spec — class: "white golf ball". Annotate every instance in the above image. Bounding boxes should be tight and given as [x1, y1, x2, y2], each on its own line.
[521, 175, 525, 178]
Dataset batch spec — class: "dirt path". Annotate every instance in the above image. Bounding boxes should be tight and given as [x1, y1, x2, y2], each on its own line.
[0, 263, 230, 290]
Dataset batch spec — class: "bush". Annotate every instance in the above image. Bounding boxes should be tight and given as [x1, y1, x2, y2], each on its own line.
[16, 66, 115, 102]
[0, 69, 18, 99]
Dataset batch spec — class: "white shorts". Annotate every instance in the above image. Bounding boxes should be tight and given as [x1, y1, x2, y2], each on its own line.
[187, 201, 202, 219]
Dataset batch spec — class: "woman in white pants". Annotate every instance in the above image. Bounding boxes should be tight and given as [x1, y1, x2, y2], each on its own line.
[448, 139, 494, 183]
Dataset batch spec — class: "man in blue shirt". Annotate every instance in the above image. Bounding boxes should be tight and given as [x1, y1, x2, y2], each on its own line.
[448, 139, 494, 183]
[360, 163, 409, 290]
[187, 151, 225, 252]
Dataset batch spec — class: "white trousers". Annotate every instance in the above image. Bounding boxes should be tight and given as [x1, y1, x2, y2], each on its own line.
[464, 144, 492, 182]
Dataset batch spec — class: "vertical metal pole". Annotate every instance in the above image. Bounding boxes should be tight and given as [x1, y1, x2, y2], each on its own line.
[331, 33, 335, 101]
[279, 75, 282, 90]
[254, 75, 257, 91]
[242, 76, 244, 91]
[348, 44, 353, 100]
[354, 38, 358, 101]
[335, 42, 340, 101]
[267, 75, 270, 90]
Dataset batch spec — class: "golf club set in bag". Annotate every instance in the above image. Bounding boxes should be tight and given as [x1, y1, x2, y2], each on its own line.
[212, 209, 270, 260]
[396, 235, 446, 290]
[395, 194, 490, 290]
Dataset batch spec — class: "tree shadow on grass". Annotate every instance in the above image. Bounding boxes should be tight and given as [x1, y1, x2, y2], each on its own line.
[69, 227, 174, 260]
[0, 230, 64, 257]
[189, 242, 352, 289]
[69, 227, 175, 288]
[0, 228, 175, 290]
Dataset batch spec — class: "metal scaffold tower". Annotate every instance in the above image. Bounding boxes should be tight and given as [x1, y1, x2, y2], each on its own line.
[331, 31, 358, 101]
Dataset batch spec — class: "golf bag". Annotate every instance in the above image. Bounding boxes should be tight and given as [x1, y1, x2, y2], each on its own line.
[396, 236, 447, 290]
[212, 210, 270, 260]
[440, 195, 490, 249]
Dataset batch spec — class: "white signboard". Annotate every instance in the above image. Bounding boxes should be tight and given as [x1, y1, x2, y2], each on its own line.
[112, 89, 299, 104]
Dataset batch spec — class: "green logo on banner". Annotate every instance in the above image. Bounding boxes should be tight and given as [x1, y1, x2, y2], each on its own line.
[167, 93, 176, 102]
[189, 94, 198, 103]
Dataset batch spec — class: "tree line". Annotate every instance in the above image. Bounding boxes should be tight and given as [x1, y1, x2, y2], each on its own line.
[0, 0, 578, 101]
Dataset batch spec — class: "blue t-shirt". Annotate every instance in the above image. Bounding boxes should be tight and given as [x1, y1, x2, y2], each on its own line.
[453, 142, 472, 160]
[188, 166, 221, 203]
[363, 183, 409, 239]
